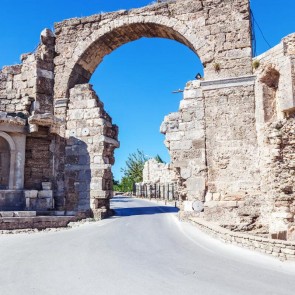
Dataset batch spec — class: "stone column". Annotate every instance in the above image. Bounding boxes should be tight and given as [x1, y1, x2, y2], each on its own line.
[65, 84, 119, 218]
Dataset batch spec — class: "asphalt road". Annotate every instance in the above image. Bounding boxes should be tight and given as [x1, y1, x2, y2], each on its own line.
[0, 196, 294, 295]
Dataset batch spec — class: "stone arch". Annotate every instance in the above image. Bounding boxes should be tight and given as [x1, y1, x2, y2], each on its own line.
[54, 0, 253, 100]
[55, 16, 206, 99]
[51, 0, 254, 216]
[0, 132, 16, 190]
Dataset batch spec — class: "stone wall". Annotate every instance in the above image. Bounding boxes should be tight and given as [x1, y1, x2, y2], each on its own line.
[138, 159, 178, 201]
[189, 217, 295, 261]
[203, 81, 262, 230]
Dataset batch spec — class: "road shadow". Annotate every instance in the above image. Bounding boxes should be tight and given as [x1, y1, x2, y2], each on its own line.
[110, 197, 132, 203]
[113, 205, 179, 217]
[110, 196, 179, 217]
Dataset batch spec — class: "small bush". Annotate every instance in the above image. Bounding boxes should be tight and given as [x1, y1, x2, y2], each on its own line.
[252, 60, 260, 70]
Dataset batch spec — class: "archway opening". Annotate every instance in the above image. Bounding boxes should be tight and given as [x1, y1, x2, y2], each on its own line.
[0, 136, 11, 189]
[89, 36, 202, 183]
[66, 22, 203, 96]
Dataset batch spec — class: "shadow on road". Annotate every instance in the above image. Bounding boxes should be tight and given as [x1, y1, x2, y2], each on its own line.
[110, 198, 132, 203]
[111, 196, 133, 203]
[110, 196, 179, 217]
[113, 206, 179, 217]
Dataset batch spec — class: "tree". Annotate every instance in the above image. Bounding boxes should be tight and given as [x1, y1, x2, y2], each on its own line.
[113, 176, 134, 192]
[112, 150, 147, 192]
[121, 149, 148, 184]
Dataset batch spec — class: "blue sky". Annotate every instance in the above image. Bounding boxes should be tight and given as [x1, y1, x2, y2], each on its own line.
[0, 1, 294, 180]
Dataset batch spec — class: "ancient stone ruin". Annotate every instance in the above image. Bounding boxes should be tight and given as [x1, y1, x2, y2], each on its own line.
[0, 0, 295, 241]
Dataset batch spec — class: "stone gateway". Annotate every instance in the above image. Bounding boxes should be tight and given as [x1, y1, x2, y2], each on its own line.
[0, 0, 295, 241]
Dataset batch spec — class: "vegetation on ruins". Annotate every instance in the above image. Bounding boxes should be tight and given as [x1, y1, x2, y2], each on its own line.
[252, 60, 260, 70]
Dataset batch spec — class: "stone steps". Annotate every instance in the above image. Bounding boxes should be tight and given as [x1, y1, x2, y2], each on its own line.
[0, 211, 36, 217]
[0, 215, 77, 231]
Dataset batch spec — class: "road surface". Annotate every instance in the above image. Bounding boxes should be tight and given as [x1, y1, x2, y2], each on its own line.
[0, 196, 294, 295]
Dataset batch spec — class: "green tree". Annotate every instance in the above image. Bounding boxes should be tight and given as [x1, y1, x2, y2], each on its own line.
[112, 178, 121, 192]
[112, 150, 147, 192]
[121, 149, 148, 183]
[113, 176, 134, 192]
[119, 176, 134, 192]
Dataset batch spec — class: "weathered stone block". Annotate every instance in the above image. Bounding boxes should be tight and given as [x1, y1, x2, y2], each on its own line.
[42, 182, 52, 190]
[38, 190, 53, 198]
[24, 190, 38, 199]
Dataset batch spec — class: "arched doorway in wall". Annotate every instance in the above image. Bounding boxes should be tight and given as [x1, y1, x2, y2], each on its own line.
[0, 136, 11, 189]
[0, 132, 16, 191]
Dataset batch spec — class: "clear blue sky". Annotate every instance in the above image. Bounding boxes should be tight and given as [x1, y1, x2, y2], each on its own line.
[0, 1, 294, 180]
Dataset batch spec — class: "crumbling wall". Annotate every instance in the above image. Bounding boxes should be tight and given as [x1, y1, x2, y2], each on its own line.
[261, 120, 295, 240]
[252, 33, 295, 240]
[159, 33, 295, 239]
[33, 29, 55, 115]
[0, 64, 33, 116]
[162, 77, 262, 230]
[0, 29, 55, 117]
[161, 80, 207, 201]
[143, 159, 176, 184]
[254, 34, 295, 121]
